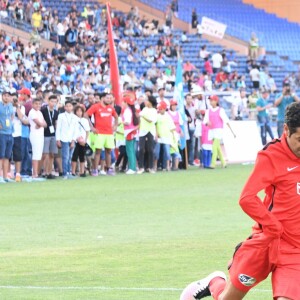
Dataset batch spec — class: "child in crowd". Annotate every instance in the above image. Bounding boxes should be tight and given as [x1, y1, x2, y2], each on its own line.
[115, 113, 127, 173]
[28, 98, 47, 180]
[138, 95, 157, 174]
[122, 96, 139, 175]
[56, 100, 78, 179]
[203, 95, 236, 168]
[71, 105, 90, 177]
[155, 101, 175, 171]
[200, 110, 213, 168]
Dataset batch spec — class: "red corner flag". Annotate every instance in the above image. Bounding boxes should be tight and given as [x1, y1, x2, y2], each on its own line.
[106, 3, 122, 105]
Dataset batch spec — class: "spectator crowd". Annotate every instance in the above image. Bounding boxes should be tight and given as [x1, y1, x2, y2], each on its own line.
[0, 0, 300, 183]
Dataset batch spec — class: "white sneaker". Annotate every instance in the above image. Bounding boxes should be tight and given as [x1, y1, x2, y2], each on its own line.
[4, 178, 15, 183]
[137, 168, 144, 174]
[99, 170, 107, 176]
[0, 177, 6, 184]
[32, 177, 46, 182]
[149, 169, 156, 174]
[180, 271, 226, 300]
[126, 169, 136, 175]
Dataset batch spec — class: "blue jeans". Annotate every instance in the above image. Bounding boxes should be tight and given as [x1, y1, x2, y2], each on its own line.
[154, 143, 171, 169]
[61, 142, 74, 175]
[21, 137, 32, 176]
[277, 120, 284, 138]
[0, 134, 13, 159]
[257, 115, 274, 145]
[201, 149, 212, 168]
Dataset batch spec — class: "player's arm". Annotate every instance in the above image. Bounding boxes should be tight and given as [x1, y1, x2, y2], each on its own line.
[292, 93, 300, 103]
[84, 106, 97, 133]
[239, 152, 283, 238]
[220, 108, 236, 138]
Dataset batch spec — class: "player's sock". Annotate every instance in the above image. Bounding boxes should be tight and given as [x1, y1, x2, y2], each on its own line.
[209, 277, 226, 300]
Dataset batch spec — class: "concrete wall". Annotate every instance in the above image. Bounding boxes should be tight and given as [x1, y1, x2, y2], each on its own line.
[0, 22, 55, 49]
[243, 0, 300, 24]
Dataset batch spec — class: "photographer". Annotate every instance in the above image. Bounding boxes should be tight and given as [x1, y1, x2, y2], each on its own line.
[12, 94, 29, 182]
[274, 85, 300, 137]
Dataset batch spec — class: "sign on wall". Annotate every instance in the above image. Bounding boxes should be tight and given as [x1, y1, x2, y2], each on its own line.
[201, 16, 227, 39]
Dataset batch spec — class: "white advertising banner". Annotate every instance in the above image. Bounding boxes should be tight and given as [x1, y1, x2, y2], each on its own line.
[223, 121, 262, 163]
[201, 16, 227, 39]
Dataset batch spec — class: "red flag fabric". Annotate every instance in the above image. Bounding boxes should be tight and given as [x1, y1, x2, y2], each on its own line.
[106, 3, 122, 105]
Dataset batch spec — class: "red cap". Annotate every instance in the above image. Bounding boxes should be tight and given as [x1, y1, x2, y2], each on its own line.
[209, 95, 219, 102]
[200, 110, 206, 115]
[158, 101, 167, 110]
[18, 87, 31, 96]
[123, 96, 135, 106]
[170, 99, 178, 106]
[66, 65, 72, 72]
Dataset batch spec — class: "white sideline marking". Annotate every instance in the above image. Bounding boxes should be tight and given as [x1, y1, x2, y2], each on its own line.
[0, 286, 271, 293]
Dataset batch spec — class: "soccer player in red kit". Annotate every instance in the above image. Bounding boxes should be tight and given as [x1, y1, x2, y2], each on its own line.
[180, 102, 300, 300]
[85, 93, 118, 176]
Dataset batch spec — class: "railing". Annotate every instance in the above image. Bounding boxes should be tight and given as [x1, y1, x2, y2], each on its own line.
[0, 15, 32, 31]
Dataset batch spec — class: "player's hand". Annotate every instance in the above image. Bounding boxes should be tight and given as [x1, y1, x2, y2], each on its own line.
[70, 141, 75, 149]
[91, 127, 98, 134]
[56, 141, 61, 148]
[263, 221, 283, 239]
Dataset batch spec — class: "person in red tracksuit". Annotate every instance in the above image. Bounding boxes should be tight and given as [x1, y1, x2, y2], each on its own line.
[180, 102, 300, 300]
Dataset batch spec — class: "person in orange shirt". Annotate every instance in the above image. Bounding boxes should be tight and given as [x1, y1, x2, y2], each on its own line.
[181, 102, 300, 300]
[86, 93, 118, 176]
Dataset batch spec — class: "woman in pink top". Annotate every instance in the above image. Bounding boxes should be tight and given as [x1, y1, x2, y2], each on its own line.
[203, 95, 235, 168]
[168, 99, 183, 139]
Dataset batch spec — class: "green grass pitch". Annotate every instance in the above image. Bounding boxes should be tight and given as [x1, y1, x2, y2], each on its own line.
[0, 165, 272, 299]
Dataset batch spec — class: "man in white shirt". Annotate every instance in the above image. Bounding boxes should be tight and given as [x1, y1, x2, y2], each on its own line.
[249, 65, 260, 89]
[211, 51, 223, 74]
[56, 100, 78, 179]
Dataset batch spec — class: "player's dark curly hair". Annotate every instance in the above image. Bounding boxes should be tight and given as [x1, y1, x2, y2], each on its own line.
[285, 102, 300, 136]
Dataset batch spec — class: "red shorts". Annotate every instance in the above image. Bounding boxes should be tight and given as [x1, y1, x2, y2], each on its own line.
[228, 233, 300, 299]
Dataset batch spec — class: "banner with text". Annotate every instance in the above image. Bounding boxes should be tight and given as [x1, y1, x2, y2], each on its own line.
[201, 16, 227, 39]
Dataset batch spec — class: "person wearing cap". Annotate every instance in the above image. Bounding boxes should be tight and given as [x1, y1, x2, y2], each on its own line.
[122, 96, 140, 174]
[256, 90, 274, 145]
[168, 99, 183, 142]
[200, 110, 213, 168]
[203, 95, 236, 169]
[155, 101, 175, 171]
[18, 87, 32, 116]
[11, 93, 29, 182]
[138, 95, 157, 174]
[0, 90, 14, 183]
[18, 87, 33, 178]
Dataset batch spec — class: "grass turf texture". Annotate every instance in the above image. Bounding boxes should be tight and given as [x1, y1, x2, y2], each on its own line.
[0, 165, 272, 299]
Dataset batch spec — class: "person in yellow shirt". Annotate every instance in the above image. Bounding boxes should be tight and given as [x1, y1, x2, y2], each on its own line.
[154, 101, 176, 171]
[31, 9, 42, 30]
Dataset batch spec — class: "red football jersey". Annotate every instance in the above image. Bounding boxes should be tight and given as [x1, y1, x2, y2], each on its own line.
[87, 103, 117, 135]
[239, 134, 300, 249]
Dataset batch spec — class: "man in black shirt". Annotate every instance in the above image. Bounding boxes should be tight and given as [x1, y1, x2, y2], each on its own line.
[41, 95, 59, 179]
